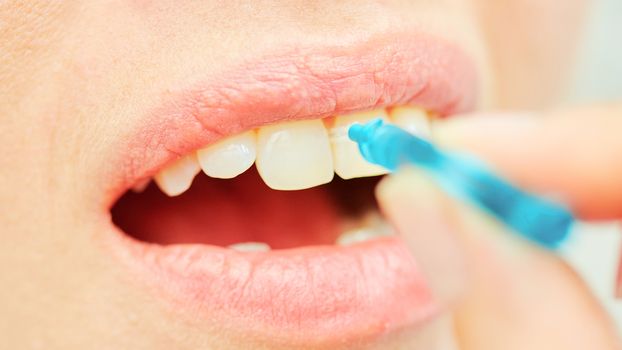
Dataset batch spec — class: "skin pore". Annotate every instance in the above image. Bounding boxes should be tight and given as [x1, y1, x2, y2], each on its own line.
[2, 1, 609, 349]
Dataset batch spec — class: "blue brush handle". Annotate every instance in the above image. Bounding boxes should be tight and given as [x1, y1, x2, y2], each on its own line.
[349, 119, 574, 249]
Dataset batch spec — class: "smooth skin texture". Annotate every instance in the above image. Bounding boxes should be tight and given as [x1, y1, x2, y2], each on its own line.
[2, 1, 616, 349]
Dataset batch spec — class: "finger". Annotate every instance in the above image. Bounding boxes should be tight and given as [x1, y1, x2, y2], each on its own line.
[435, 104, 622, 220]
[376, 167, 467, 305]
[375, 168, 466, 349]
[451, 190, 621, 349]
[377, 168, 622, 350]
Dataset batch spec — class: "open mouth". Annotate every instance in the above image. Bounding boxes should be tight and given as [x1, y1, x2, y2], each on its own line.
[101, 32, 477, 347]
[112, 107, 430, 249]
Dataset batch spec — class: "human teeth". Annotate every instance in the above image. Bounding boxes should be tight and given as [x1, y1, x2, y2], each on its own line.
[337, 212, 395, 246]
[389, 106, 431, 137]
[197, 131, 256, 179]
[228, 242, 271, 252]
[256, 119, 334, 190]
[329, 109, 390, 179]
[336, 228, 390, 246]
[154, 154, 201, 196]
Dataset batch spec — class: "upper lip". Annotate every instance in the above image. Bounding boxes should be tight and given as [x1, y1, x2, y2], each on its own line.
[101, 29, 478, 346]
[106, 30, 477, 206]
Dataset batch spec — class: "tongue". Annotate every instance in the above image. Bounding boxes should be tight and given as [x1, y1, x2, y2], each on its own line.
[111, 167, 342, 249]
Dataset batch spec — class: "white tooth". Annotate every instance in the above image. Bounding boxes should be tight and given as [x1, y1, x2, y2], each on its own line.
[389, 106, 431, 137]
[228, 242, 271, 252]
[336, 228, 389, 246]
[338, 211, 396, 246]
[329, 109, 390, 179]
[256, 119, 334, 190]
[197, 131, 256, 179]
[360, 211, 396, 236]
[131, 178, 151, 193]
[154, 154, 201, 196]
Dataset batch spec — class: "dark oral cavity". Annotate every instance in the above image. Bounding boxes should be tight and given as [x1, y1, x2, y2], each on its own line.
[111, 167, 380, 249]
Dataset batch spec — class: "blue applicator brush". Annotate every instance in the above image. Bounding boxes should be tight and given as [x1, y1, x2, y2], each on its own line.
[348, 118, 575, 250]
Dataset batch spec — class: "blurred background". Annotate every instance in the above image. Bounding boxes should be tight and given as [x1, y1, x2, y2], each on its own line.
[562, 0, 622, 330]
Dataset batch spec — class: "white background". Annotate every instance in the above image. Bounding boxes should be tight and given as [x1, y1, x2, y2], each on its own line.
[562, 0, 622, 331]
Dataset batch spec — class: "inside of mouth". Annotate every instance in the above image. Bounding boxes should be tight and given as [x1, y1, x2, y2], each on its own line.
[111, 167, 381, 249]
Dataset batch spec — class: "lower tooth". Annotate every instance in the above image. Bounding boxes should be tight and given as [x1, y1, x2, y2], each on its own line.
[228, 242, 271, 252]
[336, 228, 391, 246]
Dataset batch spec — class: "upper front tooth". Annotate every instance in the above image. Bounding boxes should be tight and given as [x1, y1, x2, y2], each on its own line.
[256, 119, 334, 190]
[197, 131, 256, 179]
[154, 154, 201, 196]
[389, 106, 431, 137]
[329, 109, 391, 179]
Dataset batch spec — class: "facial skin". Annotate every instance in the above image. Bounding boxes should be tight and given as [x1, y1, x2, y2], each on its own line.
[0, 1, 589, 349]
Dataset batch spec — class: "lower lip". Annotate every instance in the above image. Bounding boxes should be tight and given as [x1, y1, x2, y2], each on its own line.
[105, 229, 438, 344]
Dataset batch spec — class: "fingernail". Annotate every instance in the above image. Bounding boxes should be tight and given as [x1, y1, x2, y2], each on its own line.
[376, 167, 467, 304]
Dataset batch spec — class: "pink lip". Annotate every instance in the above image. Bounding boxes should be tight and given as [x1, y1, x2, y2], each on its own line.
[103, 30, 477, 346]
[109, 235, 439, 345]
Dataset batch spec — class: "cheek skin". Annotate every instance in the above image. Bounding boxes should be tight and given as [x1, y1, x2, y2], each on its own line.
[0, 2, 72, 101]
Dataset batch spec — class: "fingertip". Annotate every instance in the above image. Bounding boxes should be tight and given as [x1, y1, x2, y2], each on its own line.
[376, 167, 468, 305]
